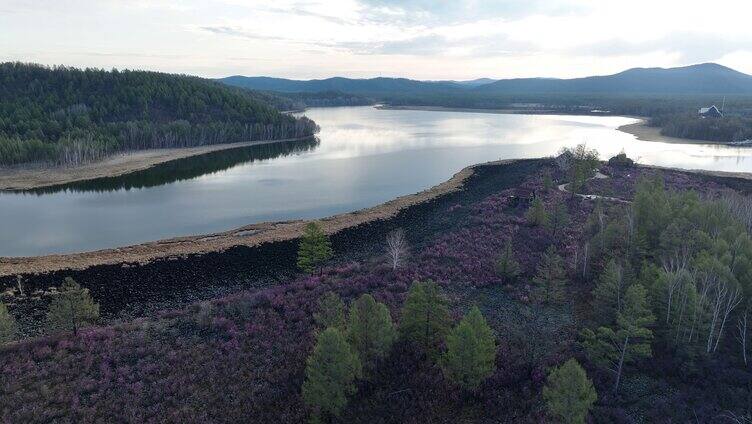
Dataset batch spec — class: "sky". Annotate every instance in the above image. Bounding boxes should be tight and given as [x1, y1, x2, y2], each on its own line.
[2, 0, 752, 80]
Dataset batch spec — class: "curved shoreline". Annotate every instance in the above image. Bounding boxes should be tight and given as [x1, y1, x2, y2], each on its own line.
[0, 136, 313, 191]
[0, 159, 492, 276]
[617, 120, 730, 145]
[4, 156, 752, 277]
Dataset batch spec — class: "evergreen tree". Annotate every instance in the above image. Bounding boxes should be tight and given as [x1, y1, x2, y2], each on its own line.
[440, 307, 497, 390]
[297, 222, 334, 274]
[532, 246, 568, 304]
[46, 277, 100, 335]
[592, 260, 626, 325]
[0, 302, 18, 344]
[347, 294, 397, 374]
[542, 358, 597, 424]
[581, 284, 654, 393]
[547, 200, 570, 238]
[399, 280, 451, 358]
[314, 291, 346, 332]
[526, 196, 549, 227]
[302, 327, 362, 420]
[495, 240, 521, 283]
[542, 172, 554, 192]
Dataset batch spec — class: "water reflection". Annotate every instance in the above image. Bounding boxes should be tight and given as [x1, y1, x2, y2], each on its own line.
[26, 137, 320, 195]
[3, 106, 752, 257]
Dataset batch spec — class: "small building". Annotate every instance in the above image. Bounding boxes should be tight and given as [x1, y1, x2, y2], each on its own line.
[699, 105, 723, 118]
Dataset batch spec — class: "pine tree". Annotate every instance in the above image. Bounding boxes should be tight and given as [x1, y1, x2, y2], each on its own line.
[542, 358, 597, 424]
[532, 246, 568, 304]
[347, 294, 397, 373]
[542, 172, 554, 192]
[581, 284, 654, 393]
[526, 196, 549, 227]
[440, 307, 497, 390]
[302, 327, 362, 420]
[46, 277, 100, 335]
[314, 291, 346, 332]
[399, 280, 451, 358]
[297, 222, 334, 274]
[547, 200, 570, 238]
[0, 302, 18, 343]
[495, 240, 521, 283]
[592, 259, 625, 325]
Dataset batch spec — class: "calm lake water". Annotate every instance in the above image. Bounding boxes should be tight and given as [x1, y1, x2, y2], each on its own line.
[2, 106, 752, 257]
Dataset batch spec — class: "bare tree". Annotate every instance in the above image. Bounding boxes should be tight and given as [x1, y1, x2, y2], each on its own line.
[385, 229, 409, 270]
[737, 306, 749, 367]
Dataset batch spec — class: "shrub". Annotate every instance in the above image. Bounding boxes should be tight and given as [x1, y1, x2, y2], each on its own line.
[314, 291, 347, 332]
[0, 302, 18, 343]
[608, 152, 635, 167]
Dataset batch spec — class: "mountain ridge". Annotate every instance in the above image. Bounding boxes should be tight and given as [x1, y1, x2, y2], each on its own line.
[219, 63, 752, 96]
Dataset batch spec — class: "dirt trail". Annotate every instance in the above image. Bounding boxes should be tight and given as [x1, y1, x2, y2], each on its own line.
[557, 170, 632, 204]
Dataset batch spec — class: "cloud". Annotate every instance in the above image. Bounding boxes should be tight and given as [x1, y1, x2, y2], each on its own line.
[334, 33, 536, 57]
[578, 32, 752, 63]
[199, 26, 290, 42]
[356, 0, 586, 24]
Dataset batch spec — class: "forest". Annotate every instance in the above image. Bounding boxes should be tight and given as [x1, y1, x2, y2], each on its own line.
[0, 150, 751, 422]
[0, 63, 319, 166]
[651, 113, 752, 142]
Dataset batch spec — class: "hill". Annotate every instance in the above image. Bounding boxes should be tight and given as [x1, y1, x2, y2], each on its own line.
[219, 75, 463, 95]
[477, 63, 752, 94]
[0, 63, 318, 166]
[221, 64, 752, 97]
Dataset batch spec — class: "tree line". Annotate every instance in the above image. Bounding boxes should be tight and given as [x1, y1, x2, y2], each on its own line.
[0, 62, 319, 166]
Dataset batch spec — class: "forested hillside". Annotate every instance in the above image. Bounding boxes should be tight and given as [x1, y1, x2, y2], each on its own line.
[0, 63, 319, 166]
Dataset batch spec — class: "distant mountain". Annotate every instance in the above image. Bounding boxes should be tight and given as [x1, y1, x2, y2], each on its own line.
[453, 78, 497, 87]
[221, 64, 752, 97]
[476, 63, 752, 94]
[219, 76, 462, 95]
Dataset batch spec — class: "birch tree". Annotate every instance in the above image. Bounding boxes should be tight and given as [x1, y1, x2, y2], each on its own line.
[385, 229, 409, 270]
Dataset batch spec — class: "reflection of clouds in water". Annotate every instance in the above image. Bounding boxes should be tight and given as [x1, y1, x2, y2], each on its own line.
[7, 106, 752, 256]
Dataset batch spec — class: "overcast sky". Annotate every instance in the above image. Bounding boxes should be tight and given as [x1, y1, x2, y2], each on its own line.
[2, 0, 752, 80]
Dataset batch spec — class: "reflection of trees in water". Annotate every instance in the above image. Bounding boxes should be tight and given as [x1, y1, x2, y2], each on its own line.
[27, 137, 320, 195]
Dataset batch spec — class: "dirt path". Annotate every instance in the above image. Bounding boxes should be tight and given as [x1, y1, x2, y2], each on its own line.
[557, 170, 632, 204]
[0, 137, 312, 191]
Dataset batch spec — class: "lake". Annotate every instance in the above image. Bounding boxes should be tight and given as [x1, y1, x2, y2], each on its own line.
[2, 106, 752, 257]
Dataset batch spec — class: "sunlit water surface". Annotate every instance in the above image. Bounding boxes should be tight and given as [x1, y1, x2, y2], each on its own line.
[2, 106, 751, 256]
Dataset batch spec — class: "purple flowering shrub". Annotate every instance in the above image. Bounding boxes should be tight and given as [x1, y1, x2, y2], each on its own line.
[1, 165, 733, 422]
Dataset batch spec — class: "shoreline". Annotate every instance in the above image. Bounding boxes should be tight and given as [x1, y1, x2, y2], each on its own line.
[0, 136, 312, 191]
[378, 105, 730, 146]
[0, 159, 491, 276]
[377, 105, 568, 115]
[3, 157, 752, 276]
[616, 120, 729, 145]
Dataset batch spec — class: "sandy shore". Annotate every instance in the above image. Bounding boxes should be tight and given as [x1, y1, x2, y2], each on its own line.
[0, 159, 492, 276]
[617, 120, 729, 145]
[0, 137, 311, 191]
